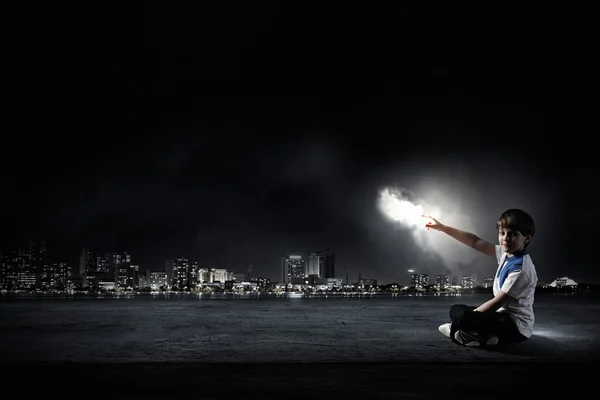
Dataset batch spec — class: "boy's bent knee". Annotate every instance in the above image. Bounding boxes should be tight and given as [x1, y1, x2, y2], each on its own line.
[450, 304, 470, 313]
[449, 304, 474, 320]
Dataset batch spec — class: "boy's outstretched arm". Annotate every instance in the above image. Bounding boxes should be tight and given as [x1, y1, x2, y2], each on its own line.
[423, 215, 496, 259]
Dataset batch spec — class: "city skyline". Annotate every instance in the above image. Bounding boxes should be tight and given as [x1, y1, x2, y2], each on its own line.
[0, 238, 593, 287]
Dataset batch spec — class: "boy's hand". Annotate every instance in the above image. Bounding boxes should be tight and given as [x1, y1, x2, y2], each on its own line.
[422, 215, 445, 231]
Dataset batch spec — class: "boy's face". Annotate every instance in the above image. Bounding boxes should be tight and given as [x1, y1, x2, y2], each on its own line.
[498, 226, 530, 254]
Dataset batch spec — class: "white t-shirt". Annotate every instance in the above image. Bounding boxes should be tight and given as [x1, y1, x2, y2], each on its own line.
[493, 245, 538, 338]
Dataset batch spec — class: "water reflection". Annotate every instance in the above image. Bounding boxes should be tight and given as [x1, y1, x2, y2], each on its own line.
[0, 291, 479, 301]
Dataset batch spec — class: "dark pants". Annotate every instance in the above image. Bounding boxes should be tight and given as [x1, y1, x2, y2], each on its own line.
[449, 304, 528, 345]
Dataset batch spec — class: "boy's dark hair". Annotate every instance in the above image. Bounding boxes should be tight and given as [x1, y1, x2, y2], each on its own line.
[496, 209, 535, 248]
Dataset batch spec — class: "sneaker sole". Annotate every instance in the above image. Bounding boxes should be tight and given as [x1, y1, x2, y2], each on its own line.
[454, 331, 500, 346]
[455, 330, 480, 347]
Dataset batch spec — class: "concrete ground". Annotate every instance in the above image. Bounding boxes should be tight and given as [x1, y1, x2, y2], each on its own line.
[1, 293, 599, 397]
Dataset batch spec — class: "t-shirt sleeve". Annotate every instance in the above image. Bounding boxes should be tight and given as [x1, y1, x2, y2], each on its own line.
[501, 270, 533, 299]
[495, 245, 503, 264]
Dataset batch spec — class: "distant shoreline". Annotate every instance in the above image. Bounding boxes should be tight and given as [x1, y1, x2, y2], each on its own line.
[1, 291, 597, 300]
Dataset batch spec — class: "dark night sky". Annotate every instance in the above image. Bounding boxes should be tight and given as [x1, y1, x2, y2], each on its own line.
[3, 3, 598, 284]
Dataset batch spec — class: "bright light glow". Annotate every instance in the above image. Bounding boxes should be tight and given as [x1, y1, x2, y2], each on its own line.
[532, 329, 568, 340]
[373, 177, 481, 275]
[407, 269, 414, 273]
[378, 188, 430, 228]
[289, 255, 302, 259]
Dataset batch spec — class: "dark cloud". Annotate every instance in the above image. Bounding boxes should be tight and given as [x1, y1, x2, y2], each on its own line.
[3, 2, 598, 284]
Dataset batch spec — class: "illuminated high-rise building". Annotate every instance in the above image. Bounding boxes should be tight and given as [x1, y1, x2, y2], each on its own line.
[1, 239, 47, 290]
[482, 277, 494, 288]
[166, 257, 198, 289]
[411, 273, 429, 289]
[198, 268, 232, 283]
[461, 276, 475, 289]
[41, 262, 72, 290]
[116, 264, 139, 290]
[435, 275, 450, 290]
[79, 249, 131, 289]
[281, 255, 305, 286]
[307, 251, 335, 278]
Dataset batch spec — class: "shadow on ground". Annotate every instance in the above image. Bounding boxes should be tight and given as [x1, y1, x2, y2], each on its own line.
[485, 335, 559, 356]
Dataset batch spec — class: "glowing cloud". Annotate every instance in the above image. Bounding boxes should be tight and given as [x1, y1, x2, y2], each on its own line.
[376, 186, 481, 275]
[378, 188, 438, 231]
[378, 188, 426, 226]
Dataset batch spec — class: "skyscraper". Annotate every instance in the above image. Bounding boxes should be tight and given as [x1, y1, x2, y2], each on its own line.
[246, 263, 253, 281]
[345, 265, 349, 285]
[281, 255, 305, 286]
[307, 250, 335, 279]
[165, 257, 198, 290]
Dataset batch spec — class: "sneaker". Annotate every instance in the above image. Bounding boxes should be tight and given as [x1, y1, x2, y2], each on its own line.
[454, 330, 499, 346]
[454, 330, 481, 346]
[438, 323, 451, 338]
